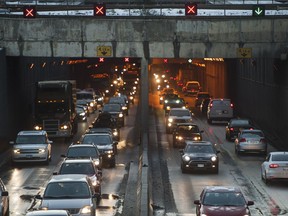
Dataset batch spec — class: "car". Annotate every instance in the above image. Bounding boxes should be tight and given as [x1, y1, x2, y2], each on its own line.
[179, 141, 220, 174]
[194, 186, 254, 216]
[55, 158, 102, 197]
[225, 118, 253, 141]
[261, 151, 288, 184]
[79, 133, 118, 168]
[182, 81, 201, 96]
[87, 127, 120, 142]
[166, 108, 193, 134]
[101, 104, 125, 127]
[234, 129, 268, 155]
[194, 91, 211, 107]
[62, 143, 103, 170]
[76, 90, 97, 112]
[76, 106, 88, 122]
[25, 210, 71, 216]
[159, 88, 177, 104]
[199, 98, 210, 115]
[10, 130, 52, 165]
[163, 96, 187, 114]
[207, 98, 234, 124]
[108, 96, 128, 115]
[172, 123, 203, 148]
[0, 178, 9, 216]
[76, 100, 90, 116]
[94, 90, 105, 106]
[36, 174, 98, 215]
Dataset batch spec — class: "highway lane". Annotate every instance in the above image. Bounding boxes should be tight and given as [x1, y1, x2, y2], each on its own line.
[149, 91, 288, 216]
[0, 98, 140, 216]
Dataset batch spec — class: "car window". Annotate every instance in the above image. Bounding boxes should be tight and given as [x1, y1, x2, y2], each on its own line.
[59, 163, 95, 175]
[230, 120, 250, 126]
[82, 135, 112, 145]
[272, 154, 288, 161]
[169, 110, 190, 117]
[186, 145, 214, 153]
[212, 100, 231, 106]
[178, 125, 199, 133]
[242, 131, 263, 137]
[16, 135, 46, 144]
[103, 104, 121, 112]
[44, 182, 90, 198]
[67, 147, 98, 158]
[203, 192, 246, 206]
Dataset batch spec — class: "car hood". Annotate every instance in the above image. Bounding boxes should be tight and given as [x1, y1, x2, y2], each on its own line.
[203, 205, 248, 216]
[185, 153, 215, 158]
[96, 144, 113, 150]
[169, 116, 191, 120]
[13, 144, 48, 149]
[41, 198, 91, 209]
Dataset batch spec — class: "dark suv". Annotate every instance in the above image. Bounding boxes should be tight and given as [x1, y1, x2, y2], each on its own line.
[172, 123, 203, 148]
[180, 141, 220, 174]
[225, 118, 253, 141]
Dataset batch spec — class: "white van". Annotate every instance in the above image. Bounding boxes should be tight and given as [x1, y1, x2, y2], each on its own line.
[207, 98, 234, 124]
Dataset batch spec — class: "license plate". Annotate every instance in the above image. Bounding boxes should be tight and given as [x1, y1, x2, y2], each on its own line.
[197, 164, 204, 168]
[223, 110, 228, 114]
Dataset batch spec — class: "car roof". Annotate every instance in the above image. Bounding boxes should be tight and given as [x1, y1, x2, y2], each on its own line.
[241, 129, 262, 133]
[17, 130, 47, 136]
[48, 174, 89, 183]
[68, 143, 98, 148]
[176, 123, 198, 127]
[170, 108, 189, 111]
[269, 151, 288, 155]
[25, 210, 70, 216]
[204, 186, 242, 193]
[63, 158, 94, 164]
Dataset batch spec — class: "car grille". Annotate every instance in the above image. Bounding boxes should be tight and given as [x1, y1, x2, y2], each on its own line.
[66, 208, 80, 214]
[19, 149, 40, 154]
[174, 119, 190, 124]
[43, 119, 59, 136]
[189, 160, 212, 167]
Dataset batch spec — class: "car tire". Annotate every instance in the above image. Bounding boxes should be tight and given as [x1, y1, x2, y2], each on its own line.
[263, 172, 270, 185]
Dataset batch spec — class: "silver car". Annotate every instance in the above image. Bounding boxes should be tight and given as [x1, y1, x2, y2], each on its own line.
[10, 130, 52, 164]
[234, 129, 267, 155]
[0, 178, 9, 216]
[36, 174, 98, 216]
[261, 152, 288, 184]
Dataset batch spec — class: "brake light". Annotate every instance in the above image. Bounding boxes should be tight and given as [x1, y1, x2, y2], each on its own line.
[230, 128, 234, 131]
[230, 103, 234, 108]
[239, 138, 246, 142]
[269, 164, 279, 168]
[210, 103, 213, 107]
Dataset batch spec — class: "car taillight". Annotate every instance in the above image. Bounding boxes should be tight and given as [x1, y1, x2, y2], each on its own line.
[210, 103, 213, 107]
[269, 164, 279, 168]
[260, 138, 266, 143]
[239, 138, 246, 142]
[230, 128, 234, 131]
[230, 103, 234, 108]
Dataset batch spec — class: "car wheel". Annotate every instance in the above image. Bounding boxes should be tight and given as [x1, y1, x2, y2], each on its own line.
[263, 172, 270, 185]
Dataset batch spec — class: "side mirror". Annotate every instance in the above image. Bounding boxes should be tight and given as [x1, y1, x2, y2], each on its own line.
[9, 141, 14, 145]
[113, 141, 118, 145]
[247, 201, 254, 206]
[200, 130, 204, 133]
[52, 172, 58, 175]
[179, 149, 184, 155]
[60, 154, 66, 158]
[194, 200, 200, 205]
[35, 194, 42, 200]
[1, 191, 8, 196]
[48, 140, 53, 144]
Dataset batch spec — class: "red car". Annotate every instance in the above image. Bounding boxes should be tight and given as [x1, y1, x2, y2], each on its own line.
[194, 186, 254, 216]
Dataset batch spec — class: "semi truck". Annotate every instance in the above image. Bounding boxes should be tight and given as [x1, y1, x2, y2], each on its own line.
[33, 80, 77, 139]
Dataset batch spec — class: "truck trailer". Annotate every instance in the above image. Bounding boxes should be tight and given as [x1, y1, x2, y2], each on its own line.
[33, 80, 77, 139]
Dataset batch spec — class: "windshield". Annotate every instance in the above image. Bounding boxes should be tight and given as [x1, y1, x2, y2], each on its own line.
[82, 135, 112, 145]
[44, 182, 90, 198]
[67, 147, 98, 158]
[169, 110, 190, 117]
[77, 93, 94, 100]
[103, 104, 121, 112]
[203, 192, 246, 206]
[178, 125, 199, 133]
[16, 135, 46, 144]
[186, 145, 214, 154]
[35, 103, 67, 115]
[59, 163, 95, 175]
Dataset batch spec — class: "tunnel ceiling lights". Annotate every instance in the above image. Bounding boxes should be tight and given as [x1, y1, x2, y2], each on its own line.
[204, 58, 224, 62]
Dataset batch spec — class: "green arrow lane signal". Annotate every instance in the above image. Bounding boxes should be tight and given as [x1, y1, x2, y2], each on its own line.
[252, 5, 265, 17]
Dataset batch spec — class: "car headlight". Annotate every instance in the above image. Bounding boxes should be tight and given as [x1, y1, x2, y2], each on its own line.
[113, 131, 118, 136]
[94, 159, 100, 166]
[119, 113, 124, 118]
[34, 125, 42, 130]
[164, 100, 168, 103]
[80, 112, 85, 116]
[13, 149, 20, 154]
[176, 136, 183, 140]
[38, 148, 46, 154]
[90, 175, 100, 186]
[166, 106, 171, 110]
[193, 136, 201, 141]
[40, 207, 49, 210]
[90, 102, 94, 107]
[211, 156, 217, 162]
[160, 97, 163, 101]
[168, 118, 173, 123]
[122, 106, 127, 110]
[60, 124, 69, 130]
[183, 155, 190, 161]
[105, 150, 113, 154]
[80, 206, 92, 214]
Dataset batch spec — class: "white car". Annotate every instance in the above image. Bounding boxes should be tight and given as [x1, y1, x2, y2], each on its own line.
[0, 178, 9, 216]
[166, 108, 193, 134]
[36, 174, 98, 215]
[10, 130, 52, 164]
[261, 151, 288, 184]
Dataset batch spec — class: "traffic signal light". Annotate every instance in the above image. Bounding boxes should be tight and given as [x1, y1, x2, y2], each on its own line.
[124, 57, 130, 62]
[185, 3, 197, 16]
[94, 4, 106, 16]
[23, 6, 36, 18]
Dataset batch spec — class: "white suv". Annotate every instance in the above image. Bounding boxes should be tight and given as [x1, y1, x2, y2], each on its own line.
[207, 98, 234, 124]
[10, 130, 52, 164]
[166, 108, 193, 134]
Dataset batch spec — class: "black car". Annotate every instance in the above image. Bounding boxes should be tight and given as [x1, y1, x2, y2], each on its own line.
[172, 123, 203, 148]
[87, 127, 120, 142]
[225, 118, 253, 141]
[163, 97, 187, 114]
[179, 141, 220, 174]
[61, 143, 103, 171]
[101, 104, 125, 127]
[80, 133, 118, 168]
[199, 98, 210, 115]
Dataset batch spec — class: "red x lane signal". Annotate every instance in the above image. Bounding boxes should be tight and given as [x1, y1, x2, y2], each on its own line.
[124, 57, 130, 62]
[94, 4, 106, 16]
[23, 6, 36, 18]
[185, 3, 197, 16]
[99, 57, 105, 62]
